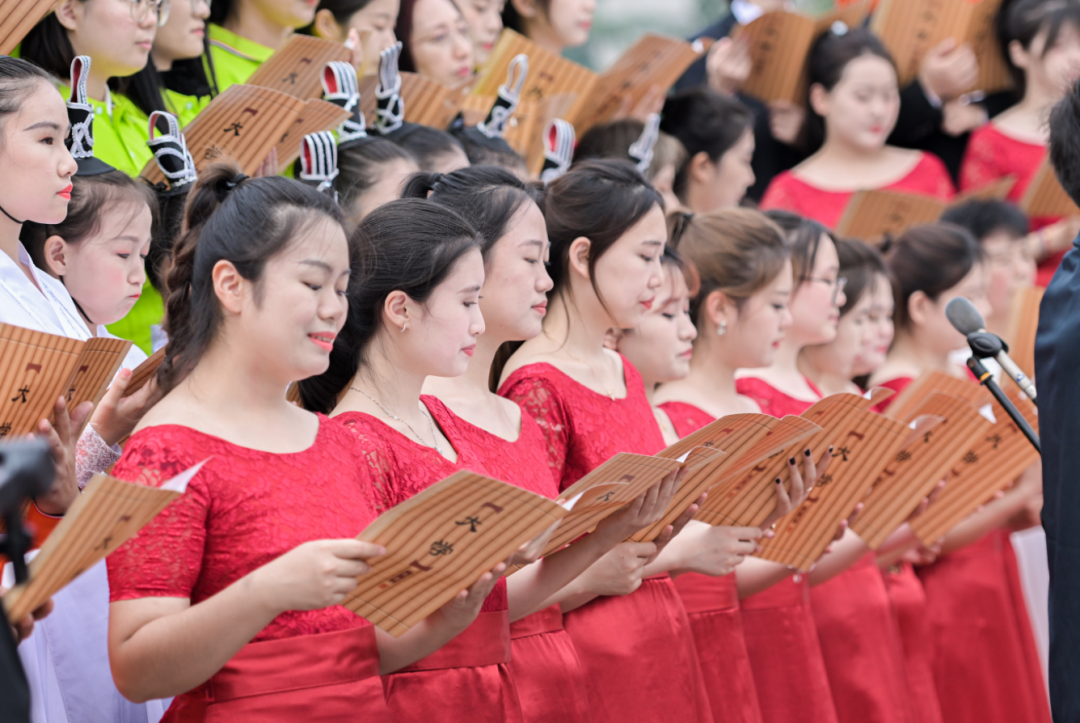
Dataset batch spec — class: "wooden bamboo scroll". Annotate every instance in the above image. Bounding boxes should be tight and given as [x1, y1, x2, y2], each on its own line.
[3, 462, 200, 621]
[1020, 157, 1080, 219]
[881, 369, 991, 422]
[581, 33, 709, 132]
[125, 347, 165, 396]
[274, 99, 351, 173]
[0, 325, 133, 441]
[0, 0, 56, 55]
[652, 410, 820, 536]
[909, 390, 1040, 544]
[852, 391, 994, 548]
[140, 85, 307, 185]
[1005, 285, 1044, 382]
[754, 395, 912, 570]
[246, 34, 351, 101]
[356, 73, 474, 131]
[871, 0, 1012, 94]
[473, 29, 598, 128]
[342, 470, 566, 636]
[834, 177, 1016, 239]
[736, 1, 872, 105]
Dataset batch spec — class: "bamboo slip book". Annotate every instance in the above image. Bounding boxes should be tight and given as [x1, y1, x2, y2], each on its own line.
[3, 462, 204, 621]
[0, 0, 55, 55]
[0, 324, 132, 440]
[1020, 158, 1080, 219]
[246, 34, 352, 101]
[356, 73, 475, 132]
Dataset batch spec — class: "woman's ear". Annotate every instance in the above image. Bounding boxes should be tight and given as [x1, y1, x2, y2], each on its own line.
[43, 235, 69, 279]
[704, 289, 737, 330]
[313, 8, 343, 41]
[212, 259, 245, 315]
[907, 290, 930, 328]
[510, 0, 539, 19]
[383, 290, 411, 332]
[1007, 39, 1031, 71]
[688, 151, 715, 186]
[54, 0, 80, 32]
[808, 83, 830, 118]
[567, 236, 591, 280]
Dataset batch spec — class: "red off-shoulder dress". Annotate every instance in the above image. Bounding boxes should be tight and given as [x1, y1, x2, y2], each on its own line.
[875, 376, 1051, 723]
[960, 123, 1062, 287]
[499, 356, 714, 723]
[658, 400, 765, 723]
[760, 152, 955, 230]
[106, 419, 390, 722]
[425, 401, 591, 723]
[335, 397, 523, 723]
[725, 378, 840, 723]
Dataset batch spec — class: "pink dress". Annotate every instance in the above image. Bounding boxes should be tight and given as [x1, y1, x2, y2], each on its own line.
[760, 152, 955, 230]
[106, 419, 390, 722]
[500, 356, 714, 723]
[335, 397, 524, 723]
[659, 400, 765, 723]
[425, 401, 591, 723]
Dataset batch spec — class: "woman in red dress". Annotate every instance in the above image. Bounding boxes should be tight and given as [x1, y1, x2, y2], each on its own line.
[761, 28, 954, 230]
[413, 166, 678, 723]
[105, 168, 493, 721]
[498, 160, 715, 723]
[655, 209, 842, 723]
[960, 0, 1080, 286]
[798, 238, 923, 723]
[300, 198, 529, 723]
[870, 223, 1051, 723]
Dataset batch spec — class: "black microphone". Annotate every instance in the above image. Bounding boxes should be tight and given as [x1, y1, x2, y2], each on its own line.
[945, 297, 1038, 405]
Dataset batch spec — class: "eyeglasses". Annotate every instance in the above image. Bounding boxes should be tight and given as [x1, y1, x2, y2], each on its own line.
[123, 0, 171, 27]
[806, 275, 848, 304]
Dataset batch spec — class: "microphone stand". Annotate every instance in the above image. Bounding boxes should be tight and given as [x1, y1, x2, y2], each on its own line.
[966, 332, 1041, 454]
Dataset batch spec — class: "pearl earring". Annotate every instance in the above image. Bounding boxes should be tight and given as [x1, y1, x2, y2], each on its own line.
[717, 321, 727, 336]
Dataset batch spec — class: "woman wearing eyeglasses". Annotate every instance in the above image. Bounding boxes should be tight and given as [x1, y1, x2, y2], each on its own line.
[22, 0, 169, 177]
[395, 0, 474, 87]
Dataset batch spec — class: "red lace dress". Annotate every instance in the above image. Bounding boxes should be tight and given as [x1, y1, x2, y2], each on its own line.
[499, 356, 715, 723]
[335, 397, 523, 723]
[719, 379, 839, 723]
[875, 377, 1051, 723]
[106, 419, 390, 722]
[658, 400, 765, 723]
[425, 401, 591, 723]
[960, 123, 1062, 287]
[760, 152, 955, 230]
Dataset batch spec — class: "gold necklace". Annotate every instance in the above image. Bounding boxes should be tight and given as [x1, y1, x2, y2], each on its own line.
[350, 386, 443, 454]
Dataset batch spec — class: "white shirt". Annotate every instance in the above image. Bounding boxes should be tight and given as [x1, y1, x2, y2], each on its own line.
[0, 242, 89, 339]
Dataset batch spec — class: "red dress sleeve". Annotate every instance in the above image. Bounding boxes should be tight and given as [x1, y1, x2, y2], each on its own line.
[872, 377, 913, 414]
[656, 401, 716, 439]
[498, 370, 571, 486]
[960, 124, 1008, 194]
[108, 429, 210, 600]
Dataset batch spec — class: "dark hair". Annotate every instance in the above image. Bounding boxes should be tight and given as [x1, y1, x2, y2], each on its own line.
[669, 208, 788, 326]
[316, 0, 377, 26]
[501, 0, 550, 36]
[940, 199, 1030, 241]
[659, 88, 753, 203]
[299, 198, 482, 412]
[802, 27, 897, 151]
[1048, 78, 1080, 205]
[998, 0, 1080, 94]
[337, 138, 418, 217]
[450, 128, 528, 175]
[147, 187, 191, 293]
[21, 170, 158, 270]
[660, 244, 700, 298]
[401, 165, 542, 258]
[544, 159, 664, 309]
[22, 11, 137, 94]
[574, 119, 689, 182]
[835, 237, 888, 317]
[392, 125, 466, 170]
[158, 163, 345, 392]
[764, 209, 830, 285]
[0, 57, 53, 137]
[885, 223, 986, 332]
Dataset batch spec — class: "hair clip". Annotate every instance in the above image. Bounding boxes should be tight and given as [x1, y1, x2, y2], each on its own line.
[322, 60, 367, 144]
[298, 131, 340, 200]
[374, 42, 405, 135]
[540, 118, 575, 184]
[148, 111, 197, 189]
[629, 113, 661, 175]
[831, 20, 849, 36]
[478, 54, 528, 140]
[66, 56, 114, 176]
[214, 172, 248, 201]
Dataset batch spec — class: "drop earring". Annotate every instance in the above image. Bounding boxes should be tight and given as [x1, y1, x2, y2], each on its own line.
[717, 321, 727, 336]
[401, 322, 408, 332]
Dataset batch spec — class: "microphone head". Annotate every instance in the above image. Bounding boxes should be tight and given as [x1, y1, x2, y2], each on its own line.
[945, 297, 985, 335]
